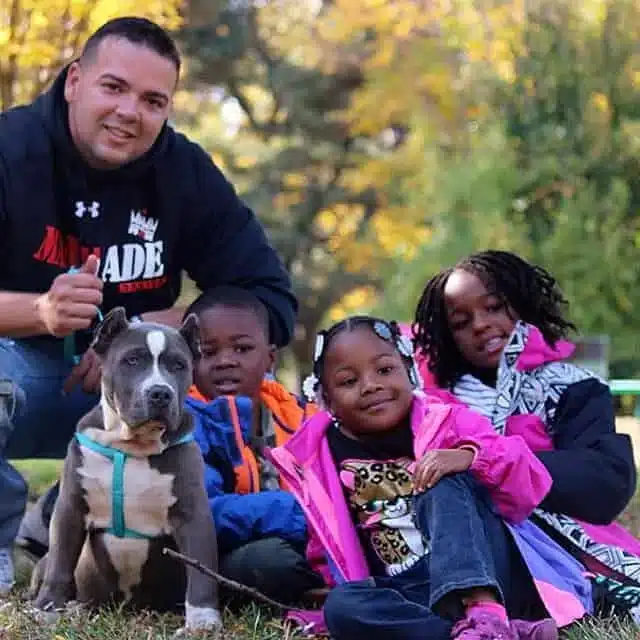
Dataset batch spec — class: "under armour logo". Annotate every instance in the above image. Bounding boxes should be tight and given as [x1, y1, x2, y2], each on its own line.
[75, 201, 100, 219]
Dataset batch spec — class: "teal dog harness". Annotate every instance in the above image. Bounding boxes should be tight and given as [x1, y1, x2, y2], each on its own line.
[75, 430, 194, 540]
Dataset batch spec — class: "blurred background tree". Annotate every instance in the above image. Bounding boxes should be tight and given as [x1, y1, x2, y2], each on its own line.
[375, 0, 640, 378]
[0, 0, 182, 109]
[4, 0, 640, 380]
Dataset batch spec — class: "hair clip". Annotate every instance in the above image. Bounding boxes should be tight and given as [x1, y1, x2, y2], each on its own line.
[313, 333, 325, 364]
[372, 321, 392, 342]
[302, 373, 320, 403]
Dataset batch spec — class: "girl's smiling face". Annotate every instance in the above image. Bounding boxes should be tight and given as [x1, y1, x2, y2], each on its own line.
[321, 326, 414, 437]
[443, 269, 519, 371]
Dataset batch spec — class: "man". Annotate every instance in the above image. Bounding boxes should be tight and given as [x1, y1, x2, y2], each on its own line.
[0, 16, 296, 593]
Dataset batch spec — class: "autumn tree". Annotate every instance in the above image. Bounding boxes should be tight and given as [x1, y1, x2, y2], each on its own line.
[377, 0, 640, 374]
[0, 0, 182, 110]
[176, 0, 456, 373]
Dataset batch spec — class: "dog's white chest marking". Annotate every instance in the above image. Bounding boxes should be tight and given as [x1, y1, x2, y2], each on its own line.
[77, 444, 177, 599]
[102, 537, 150, 602]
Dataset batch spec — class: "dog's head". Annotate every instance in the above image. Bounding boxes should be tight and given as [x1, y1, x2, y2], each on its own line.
[91, 307, 200, 445]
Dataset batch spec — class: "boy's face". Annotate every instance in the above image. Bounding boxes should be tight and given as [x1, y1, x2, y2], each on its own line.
[443, 269, 518, 370]
[195, 306, 275, 400]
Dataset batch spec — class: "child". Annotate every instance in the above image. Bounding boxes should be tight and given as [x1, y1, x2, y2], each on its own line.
[413, 249, 640, 620]
[268, 316, 593, 639]
[184, 286, 323, 603]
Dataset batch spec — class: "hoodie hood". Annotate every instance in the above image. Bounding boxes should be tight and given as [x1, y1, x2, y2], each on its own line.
[513, 322, 575, 371]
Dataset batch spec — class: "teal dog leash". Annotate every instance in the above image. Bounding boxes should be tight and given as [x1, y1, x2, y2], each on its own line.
[62, 265, 104, 365]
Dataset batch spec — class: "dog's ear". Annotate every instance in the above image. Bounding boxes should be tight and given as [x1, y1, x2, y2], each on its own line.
[180, 313, 201, 360]
[92, 307, 129, 356]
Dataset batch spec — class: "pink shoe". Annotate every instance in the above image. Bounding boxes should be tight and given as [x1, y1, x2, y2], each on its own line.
[510, 618, 558, 640]
[451, 612, 517, 639]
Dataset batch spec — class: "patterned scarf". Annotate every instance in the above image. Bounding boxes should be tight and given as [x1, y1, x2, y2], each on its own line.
[451, 322, 640, 616]
[452, 321, 594, 435]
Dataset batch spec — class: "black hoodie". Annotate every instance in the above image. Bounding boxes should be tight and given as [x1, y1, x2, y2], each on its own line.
[0, 68, 296, 346]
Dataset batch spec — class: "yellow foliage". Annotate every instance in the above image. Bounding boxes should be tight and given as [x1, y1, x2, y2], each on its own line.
[336, 241, 380, 273]
[325, 203, 366, 252]
[283, 172, 308, 189]
[327, 286, 378, 322]
[0, 0, 183, 109]
[315, 208, 338, 236]
[235, 155, 259, 170]
[372, 209, 430, 259]
[590, 92, 610, 113]
[211, 153, 226, 172]
[274, 191, 303, 208]
[256, 0, 324, 70]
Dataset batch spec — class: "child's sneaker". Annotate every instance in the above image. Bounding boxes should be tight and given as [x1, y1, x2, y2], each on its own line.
[510, 618, 558, 640]
[451, 611, 517, 639]
[0, 547, 15, 596]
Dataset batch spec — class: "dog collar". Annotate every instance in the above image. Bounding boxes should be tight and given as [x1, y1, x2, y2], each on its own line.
[75, 430, 194, 540]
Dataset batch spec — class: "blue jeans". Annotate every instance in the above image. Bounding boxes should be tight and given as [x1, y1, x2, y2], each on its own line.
[0, 337, 96, 548]
[324, 473, 543, 640]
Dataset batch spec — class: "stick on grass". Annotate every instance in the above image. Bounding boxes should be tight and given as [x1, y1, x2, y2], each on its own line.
[162, 547, 300, 612]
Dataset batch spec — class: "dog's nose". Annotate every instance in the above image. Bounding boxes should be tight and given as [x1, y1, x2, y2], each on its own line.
[147, 385, 173, 409]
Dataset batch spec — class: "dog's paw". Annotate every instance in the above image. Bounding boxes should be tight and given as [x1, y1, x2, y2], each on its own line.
[30, 589, 72, 624]
[26, 602, 62, 625]
[64, 600, 90, 617]
[172, 627, 222, 639]
[176, 604, 222, 636]
[173, 623, 223, 639]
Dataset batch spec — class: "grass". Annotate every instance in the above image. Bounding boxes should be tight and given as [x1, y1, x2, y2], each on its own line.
[5, 460, 312, 639]
[13, 459, 63, 501]
[0, 596, 306, 639]
[5, 457, 640, 639]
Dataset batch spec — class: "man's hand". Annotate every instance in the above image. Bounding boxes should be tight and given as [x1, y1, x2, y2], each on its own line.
[63, 348, 102, 395]
[35, 255, 103, 337]
[414, 448, 475, 492]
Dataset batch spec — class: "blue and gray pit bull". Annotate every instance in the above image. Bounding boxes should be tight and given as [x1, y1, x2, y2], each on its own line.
[30, 307, 222, 634]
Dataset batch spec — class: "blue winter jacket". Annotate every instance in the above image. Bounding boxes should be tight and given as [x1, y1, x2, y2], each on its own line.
[187, 394, 308, 553]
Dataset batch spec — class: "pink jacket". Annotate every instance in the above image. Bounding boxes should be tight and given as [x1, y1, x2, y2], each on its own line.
[267, 393, 553, 629]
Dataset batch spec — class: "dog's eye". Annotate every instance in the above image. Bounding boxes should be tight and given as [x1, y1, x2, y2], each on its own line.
[167, 358, 186, 372]
[125, 355, 140, 366]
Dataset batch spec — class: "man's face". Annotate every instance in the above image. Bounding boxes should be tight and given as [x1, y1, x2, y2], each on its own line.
[64, 37, 177, 170]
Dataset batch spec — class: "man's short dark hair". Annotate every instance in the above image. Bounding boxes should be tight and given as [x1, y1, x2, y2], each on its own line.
[80, 16, 181, 74]
[184, 287, 271, 342]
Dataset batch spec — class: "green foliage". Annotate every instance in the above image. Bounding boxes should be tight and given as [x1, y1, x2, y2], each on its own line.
[175, 1, 433, 374]
[377, 0, 640, 375]
[0, 0, 182, 110]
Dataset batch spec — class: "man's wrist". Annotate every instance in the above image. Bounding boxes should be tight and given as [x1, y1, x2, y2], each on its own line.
[32, 294, 50, 335]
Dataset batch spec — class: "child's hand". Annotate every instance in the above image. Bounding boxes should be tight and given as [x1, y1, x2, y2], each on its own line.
[414, 448, 475, 492]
